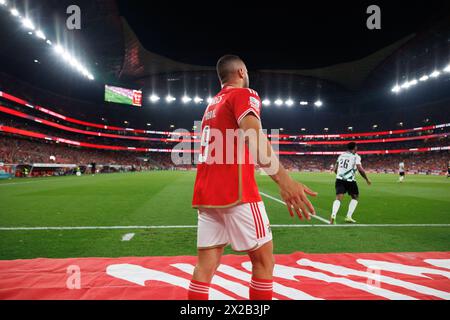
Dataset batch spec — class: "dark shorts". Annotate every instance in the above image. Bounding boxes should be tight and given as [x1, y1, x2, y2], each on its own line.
[336, 179, 359, 196]
[399, 172, 405, 176]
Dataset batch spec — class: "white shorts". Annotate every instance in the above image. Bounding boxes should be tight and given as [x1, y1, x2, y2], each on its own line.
[197, 202, 272, 252]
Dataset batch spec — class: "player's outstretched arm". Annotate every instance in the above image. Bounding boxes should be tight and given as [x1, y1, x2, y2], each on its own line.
[239, 115, 317, 220]
[357, 164, 371, 185]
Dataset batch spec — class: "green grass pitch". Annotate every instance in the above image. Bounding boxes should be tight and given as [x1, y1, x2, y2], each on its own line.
[105, 89, 133, 105]
[0, 171, 449, 260]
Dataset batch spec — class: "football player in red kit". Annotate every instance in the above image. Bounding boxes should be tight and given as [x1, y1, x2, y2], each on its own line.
[189, 55, 317, 300]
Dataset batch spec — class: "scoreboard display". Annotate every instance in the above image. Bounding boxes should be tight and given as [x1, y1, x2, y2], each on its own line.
[104, 85, 142, 107]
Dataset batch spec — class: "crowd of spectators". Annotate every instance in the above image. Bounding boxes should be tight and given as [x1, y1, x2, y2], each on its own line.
[1, 135, 448, 175]
[283, 153, 449, 174]
[1, 71, 449, 134]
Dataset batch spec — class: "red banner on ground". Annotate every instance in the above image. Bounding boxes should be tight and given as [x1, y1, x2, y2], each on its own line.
[0, 252, 449, 300]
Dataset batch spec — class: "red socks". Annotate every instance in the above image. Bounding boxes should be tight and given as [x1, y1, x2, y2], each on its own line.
[188, 278, 273, 300]
[188, 280, 211, 300]
[250, 277, 273, 300]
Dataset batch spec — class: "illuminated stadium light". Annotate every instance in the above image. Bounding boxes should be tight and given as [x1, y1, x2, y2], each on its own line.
[373, 124, 378, 129]
[0, 5, 95, 81]
[21, 18, 35, 30]
[147, 123, 152, 126]
[182, 95, 192, 104]
[52, 44, 94, 80]
[324, 128, 329, 132]
[274, 99, 283, 106]
[262, 99, 271, 106]
[400, 81, 411, 89]
[285, 99, 294, 107]
[61, 50, 72, 62]
[10, 8, 19, 17]
[314, 100, 323, 107]
[206, 97, 213, 104]
[54, 44, 64, 55]
[150, 95, 160, 102]
[300, 101, 309, 105]
[391, 85, 401, 93]
[279, 128, 284, 131]
[170, 124, 175, 128]
[301, 128, 306, 131]
[35, 30, 46, 40]
[430, 70, 440, 78]
[348, 127, 353, 131]
[166, 95, 176, 103]
[193, 96, 203, 104]
[73, 60, 83, 72]
[391, 62, 450, 94]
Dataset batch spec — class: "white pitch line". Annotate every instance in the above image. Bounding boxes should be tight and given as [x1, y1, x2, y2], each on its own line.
[271, 224, 450, 228]
[0, 181, 43, 186]
[0, 226, 197, 231]
[260, 191, 331, 224]
[1, 224, 449, 231]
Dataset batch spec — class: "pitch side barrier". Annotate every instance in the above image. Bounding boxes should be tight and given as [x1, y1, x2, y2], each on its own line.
[1, 90, 449, 140]
[1, 125, 449, 156]
[0, 105, 448, 146]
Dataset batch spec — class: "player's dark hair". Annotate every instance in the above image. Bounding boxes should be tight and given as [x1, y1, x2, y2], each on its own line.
[216, 54, 243, 84]
[347, 142, 357, 151]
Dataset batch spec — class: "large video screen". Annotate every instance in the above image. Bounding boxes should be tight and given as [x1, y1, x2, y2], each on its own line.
[104, 85, 142, 107]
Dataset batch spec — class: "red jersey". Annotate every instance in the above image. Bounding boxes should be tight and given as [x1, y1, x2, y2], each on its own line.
[192, 87, 263, 208]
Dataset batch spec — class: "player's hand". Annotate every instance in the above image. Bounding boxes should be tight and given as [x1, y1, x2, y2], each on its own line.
[279, 178, 318, 220]
[366, 179, 372, 186]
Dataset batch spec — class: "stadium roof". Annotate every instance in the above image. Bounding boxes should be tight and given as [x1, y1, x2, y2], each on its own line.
[119, 19, 417, 91]
[0, 0, 449, 99]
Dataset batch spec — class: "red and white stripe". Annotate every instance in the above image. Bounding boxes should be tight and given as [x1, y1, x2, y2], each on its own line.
[189, 281, 210, 294]
[250, 203, 266, 239]
[237, 108, 260, 124]
[250, 279, 273, 291]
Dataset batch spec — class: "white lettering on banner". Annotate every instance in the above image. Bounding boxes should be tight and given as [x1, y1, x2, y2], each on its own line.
[241, 262, 415, 300]
[217, 264, 320, 300]
[106, 264, 233, 300]
[171, 264, 250, 299]
[424, 259, 450, 270]
[357, 259, 450, 279]
[103, 259, 450, 300]
[298, 259, 450, 299]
